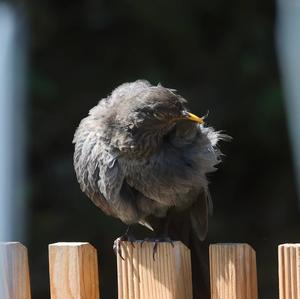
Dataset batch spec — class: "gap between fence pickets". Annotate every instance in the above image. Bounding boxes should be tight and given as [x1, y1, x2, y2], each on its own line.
[1, 241, 300, 299]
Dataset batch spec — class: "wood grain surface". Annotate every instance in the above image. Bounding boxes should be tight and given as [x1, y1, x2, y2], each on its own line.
[0, 242, 32, 299]
[117, 241, 193, 299]
[278, 243, 300, 299]
[48, 242, 100, 299]
[209, 243, 258, 299]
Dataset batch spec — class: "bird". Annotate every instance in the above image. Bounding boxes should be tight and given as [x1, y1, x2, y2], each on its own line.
[73, 80, 228, 298]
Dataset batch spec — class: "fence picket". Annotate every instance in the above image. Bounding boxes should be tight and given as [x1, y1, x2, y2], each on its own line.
[209, 243, 258, 299]
[278, 243, 300, 299]
[48, 242, 100, 299]
[117, 241, 193, 299]
[0, 242, 31, 299]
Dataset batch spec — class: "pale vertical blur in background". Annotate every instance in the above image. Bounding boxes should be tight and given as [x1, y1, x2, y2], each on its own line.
[0, 3, 27, 297]
[276, 0, 300, 206]
[0, 0, 299, 298]
[0, 3, 27, 243]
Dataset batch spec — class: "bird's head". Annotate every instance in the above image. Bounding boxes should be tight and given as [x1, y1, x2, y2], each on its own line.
[117, 85, 204, 132]
[105, 83, 205, 156]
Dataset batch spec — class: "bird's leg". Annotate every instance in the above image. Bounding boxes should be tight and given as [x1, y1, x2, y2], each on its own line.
[152, 214, 175, 259]
[113, 225, 136, 260]
[141, 210, 175, 260]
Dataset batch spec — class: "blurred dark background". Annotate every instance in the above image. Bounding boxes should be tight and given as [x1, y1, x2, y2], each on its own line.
[6, 0, 300, 298]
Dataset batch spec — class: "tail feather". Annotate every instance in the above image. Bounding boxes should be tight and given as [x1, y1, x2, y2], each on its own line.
[189, 231, 210, 299]
[190, 189, 210, 241]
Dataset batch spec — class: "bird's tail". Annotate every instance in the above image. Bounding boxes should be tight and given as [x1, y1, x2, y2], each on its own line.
[189, 230, 210, 299]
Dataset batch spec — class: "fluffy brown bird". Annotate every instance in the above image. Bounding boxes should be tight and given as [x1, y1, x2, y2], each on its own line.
[73, 80, 228, 298]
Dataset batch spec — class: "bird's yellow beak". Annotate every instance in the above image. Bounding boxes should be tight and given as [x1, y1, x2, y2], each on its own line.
[182, 111, 204, 124]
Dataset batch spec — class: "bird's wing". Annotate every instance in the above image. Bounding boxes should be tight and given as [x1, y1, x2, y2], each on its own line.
[73, 118, 147, 224]
[73, 117, 122, 213]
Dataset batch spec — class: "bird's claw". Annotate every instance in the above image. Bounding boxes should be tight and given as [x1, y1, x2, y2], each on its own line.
[113, 234, 136, 260]
[113, 237, 125, 260]
[140, 236, 174, 260]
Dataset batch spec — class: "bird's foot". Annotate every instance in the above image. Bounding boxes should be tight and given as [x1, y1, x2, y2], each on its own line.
[141, 236, 174, 260]
[113, 232, 136, 260]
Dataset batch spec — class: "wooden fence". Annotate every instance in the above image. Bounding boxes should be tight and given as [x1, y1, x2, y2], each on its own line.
[0, 241, 299, 299]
